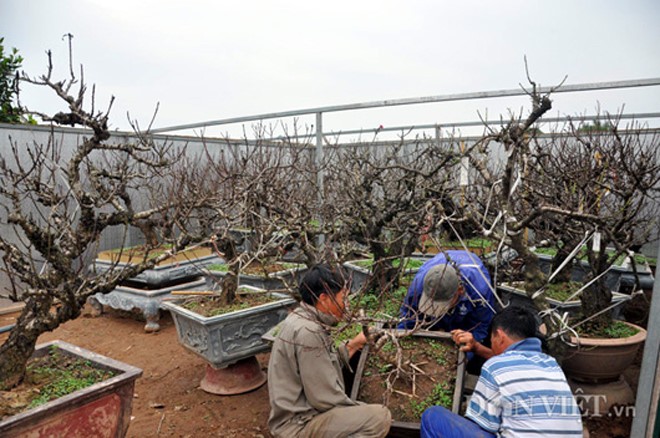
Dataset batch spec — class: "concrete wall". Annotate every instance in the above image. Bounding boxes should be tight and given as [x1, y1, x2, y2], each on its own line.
[1, 122, 657, 263]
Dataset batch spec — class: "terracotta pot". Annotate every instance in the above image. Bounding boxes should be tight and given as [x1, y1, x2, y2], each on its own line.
[0, 340, 142, 438]
[561, 321, 647, 383]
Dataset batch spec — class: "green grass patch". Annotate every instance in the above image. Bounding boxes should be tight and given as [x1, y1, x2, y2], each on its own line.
[25, 346, 116, 409]
[351, 257, 425, 271]
[601, 321, 640, 339]
[333, 323, 363, 348]
[180, 290, 279, 316]
[437, 237, 493, 248]
[206, 263, 229, 272]
[577, 320, 640, 339]
[534, 247, 650, 266]
[349, 285, 408, 318]
[544, 281, 583, 301]
[206, 262, 303, 275]
[410, 381, 454, 417]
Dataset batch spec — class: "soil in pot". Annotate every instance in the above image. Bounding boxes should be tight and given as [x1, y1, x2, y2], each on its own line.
[207, 261, 303, 276]
[545, 281, 584, 301]
[356, 337, 458, 422]
[0, 345, 117, 420]
[179, 292, 281, 317]
[423, 238, 494, 256]
[575, 319, 640, 339]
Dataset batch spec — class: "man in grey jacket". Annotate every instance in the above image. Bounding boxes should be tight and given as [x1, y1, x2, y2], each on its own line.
[267, 264, 392, 438]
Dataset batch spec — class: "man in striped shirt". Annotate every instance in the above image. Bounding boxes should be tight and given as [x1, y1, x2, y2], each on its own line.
[421, 306, 583, 437]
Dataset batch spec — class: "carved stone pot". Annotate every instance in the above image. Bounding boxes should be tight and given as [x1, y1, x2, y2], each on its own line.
[343, 255, 433, 292]
[89, 245, 223, 332]
[162, 286, 296, 395]
[497, 282, 630, 319]
[205, 264, 307, 291]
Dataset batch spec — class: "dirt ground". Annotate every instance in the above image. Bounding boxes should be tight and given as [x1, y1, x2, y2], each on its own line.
[1, 303, 643, 437]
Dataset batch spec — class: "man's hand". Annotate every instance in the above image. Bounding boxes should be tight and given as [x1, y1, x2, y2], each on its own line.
[345, 331, 368, 359]
[451, 329, 495, 359]
[451, 329, 476, 353]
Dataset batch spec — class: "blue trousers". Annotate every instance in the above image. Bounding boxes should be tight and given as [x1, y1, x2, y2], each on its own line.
[420, 406, 496, 438]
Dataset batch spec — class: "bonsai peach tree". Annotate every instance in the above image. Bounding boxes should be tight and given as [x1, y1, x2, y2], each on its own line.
[0, 51, 214, 389]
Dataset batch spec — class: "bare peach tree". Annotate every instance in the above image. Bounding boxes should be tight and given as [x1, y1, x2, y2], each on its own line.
[525, 117, 660, 328]
[0, 53, 214, 388]
[463, 77, 660, 335]
[461, 81, 556, 312]
[326, 138, 460, 295]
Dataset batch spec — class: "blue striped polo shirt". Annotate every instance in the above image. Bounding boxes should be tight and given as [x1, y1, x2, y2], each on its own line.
[466, 338, 583, 437]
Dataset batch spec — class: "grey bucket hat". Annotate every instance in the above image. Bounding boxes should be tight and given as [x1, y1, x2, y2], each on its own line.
[418, 264, 460, 318]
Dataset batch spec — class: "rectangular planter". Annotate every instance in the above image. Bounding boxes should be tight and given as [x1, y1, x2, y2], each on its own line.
[497, 282, 631, 319]
[535, 252, 655, 292]
[92, 248, 223, 287]
[162, 287, 297, 368]
[343, 255, 433, 292]
[0, 340, 142, 438]
[350, 330, 465, 438]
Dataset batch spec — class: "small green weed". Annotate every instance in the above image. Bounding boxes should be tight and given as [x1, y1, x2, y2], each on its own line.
[410, 381, 454, 418]
[602, 321, 639, 339]
[25, 346, 116, 409]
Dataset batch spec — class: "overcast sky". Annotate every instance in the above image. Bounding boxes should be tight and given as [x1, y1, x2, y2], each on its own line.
[2, 0, 660, 138]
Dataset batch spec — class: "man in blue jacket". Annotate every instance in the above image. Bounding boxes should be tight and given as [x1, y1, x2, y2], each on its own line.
[398, 250, 497, 370]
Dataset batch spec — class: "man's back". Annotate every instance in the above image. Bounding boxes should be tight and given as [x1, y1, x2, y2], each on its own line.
[466, 338, 583, 437]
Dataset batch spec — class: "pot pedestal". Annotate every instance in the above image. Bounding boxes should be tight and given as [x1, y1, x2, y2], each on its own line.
[200, 356, 266, 395]
[569, 376, 634, 415]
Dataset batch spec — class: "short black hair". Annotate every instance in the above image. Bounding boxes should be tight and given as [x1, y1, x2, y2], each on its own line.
[491, 305, 538, 340]
[299, 264, 346, 306]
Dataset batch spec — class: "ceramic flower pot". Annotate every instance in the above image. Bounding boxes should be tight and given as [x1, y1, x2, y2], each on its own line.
[561, 321, 647, 383]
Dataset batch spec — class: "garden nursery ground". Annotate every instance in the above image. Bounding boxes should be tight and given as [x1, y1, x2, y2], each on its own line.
[0, 303, 642, 438]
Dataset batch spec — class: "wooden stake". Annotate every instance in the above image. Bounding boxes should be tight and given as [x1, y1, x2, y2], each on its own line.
[170, 291, 217, 296]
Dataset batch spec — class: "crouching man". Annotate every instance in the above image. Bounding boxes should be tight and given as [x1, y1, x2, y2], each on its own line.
[421, 306, 583, 437]
[268, 264, 392, 438]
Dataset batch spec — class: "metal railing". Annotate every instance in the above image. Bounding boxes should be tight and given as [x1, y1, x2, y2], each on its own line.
[151, 78, 660, 135]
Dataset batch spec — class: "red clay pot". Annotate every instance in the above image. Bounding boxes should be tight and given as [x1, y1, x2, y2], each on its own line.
[0, 340, 142, 438]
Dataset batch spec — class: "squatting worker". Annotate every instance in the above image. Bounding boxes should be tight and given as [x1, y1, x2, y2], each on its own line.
[398, 250, 497, 372]
[267, 264, 392, 438]
[420, 306, 583, 437]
